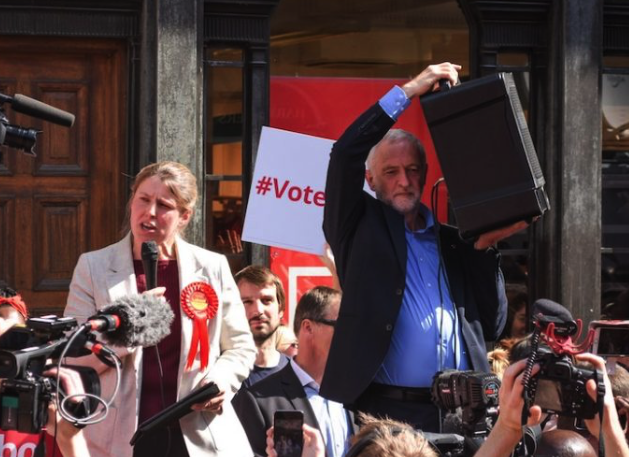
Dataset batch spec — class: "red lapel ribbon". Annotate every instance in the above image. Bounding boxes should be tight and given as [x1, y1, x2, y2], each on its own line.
[180, 281, 218, 371]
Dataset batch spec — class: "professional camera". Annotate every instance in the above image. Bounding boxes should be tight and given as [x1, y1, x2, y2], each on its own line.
[526, 352, 598, 419]
[0, 316, 101, 434]
[0, 92, 74, 156]
[432, 370, 500, 437]
[522, 299, 605, 421]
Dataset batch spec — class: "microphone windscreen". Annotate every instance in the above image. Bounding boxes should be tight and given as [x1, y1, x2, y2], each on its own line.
[532, 298, 574, 323]
[98, 294, 174, 348]
[12, 94, 75, 127]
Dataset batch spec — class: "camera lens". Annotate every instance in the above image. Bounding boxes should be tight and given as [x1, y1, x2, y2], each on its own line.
[2, 124, 39, 154]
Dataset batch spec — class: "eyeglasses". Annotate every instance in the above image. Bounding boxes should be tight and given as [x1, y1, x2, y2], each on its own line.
[310, 318, 337, 327]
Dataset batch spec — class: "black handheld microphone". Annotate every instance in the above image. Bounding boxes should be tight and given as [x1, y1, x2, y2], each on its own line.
[10, 94, 76, 127]
[87, 294, 174, 348]
[141, 241, 159, 291]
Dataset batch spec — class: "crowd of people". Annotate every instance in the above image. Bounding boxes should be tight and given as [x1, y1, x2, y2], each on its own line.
[0, 61, 627, 457]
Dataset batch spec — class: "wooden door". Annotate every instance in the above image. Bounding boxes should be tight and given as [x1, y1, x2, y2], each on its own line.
[0, 37, 127, 315]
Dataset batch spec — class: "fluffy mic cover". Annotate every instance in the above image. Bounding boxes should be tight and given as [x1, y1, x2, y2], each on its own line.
[98, 294, 174, 348]
[532, 298, 574, 323]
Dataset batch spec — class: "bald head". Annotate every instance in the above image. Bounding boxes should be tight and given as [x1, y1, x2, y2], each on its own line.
[535, 430, 596, 457]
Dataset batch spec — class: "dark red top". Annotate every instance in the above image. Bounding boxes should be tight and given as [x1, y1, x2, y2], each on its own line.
[133, 260, 182, 424]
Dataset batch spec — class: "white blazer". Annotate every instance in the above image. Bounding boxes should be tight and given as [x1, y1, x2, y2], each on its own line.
[64, 233, 256, 457]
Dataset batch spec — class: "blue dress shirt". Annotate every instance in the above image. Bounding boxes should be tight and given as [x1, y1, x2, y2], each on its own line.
[372, 87, 470, 388]
[291, 360, 351, 457]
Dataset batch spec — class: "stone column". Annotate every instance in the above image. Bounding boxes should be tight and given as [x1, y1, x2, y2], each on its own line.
[139, 0, 205, 246]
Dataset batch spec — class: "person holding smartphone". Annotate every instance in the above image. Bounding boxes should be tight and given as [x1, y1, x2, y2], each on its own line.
[234, 286, 353, 457]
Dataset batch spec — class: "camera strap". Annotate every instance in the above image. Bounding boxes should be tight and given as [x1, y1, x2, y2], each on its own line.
[596, 369, 606, 457]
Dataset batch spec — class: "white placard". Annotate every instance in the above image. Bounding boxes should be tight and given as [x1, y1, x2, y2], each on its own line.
[242, 127, 335, 255]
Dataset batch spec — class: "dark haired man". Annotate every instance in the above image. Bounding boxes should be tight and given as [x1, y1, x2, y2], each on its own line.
[233, 286, 352, 457]
[235, 265, 290, 387]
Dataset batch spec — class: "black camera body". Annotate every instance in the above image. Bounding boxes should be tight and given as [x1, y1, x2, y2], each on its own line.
[432, 370, 500, 437]
[0, 316, 100, 433]
[432, 370, 500, 412]
[527, 352, 599, 419]
[0, 377, 52, 434]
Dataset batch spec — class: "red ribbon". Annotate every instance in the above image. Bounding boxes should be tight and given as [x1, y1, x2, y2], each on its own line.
[181, 282, 218, 371]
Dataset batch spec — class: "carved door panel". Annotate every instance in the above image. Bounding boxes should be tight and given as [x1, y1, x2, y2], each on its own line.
[0, 37, 127, 315]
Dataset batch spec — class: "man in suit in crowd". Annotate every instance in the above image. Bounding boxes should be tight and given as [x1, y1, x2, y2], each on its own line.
[320, 62, 527, 432]
[233, 286, 352, 457]
[235, 265, 291, 388]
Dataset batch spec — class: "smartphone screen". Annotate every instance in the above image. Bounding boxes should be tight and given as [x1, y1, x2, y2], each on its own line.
[273, 410, 304, 457]
[593, 326, 629, 356]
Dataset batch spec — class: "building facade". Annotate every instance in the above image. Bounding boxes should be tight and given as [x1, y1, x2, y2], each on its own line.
[0, 0, 627, 324]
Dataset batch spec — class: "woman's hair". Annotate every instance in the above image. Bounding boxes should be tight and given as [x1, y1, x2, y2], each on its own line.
[347, 413, 437, 457]
[487, 347, 510, 379]
[274, 324, 298, 353]
[123, 161, 198, 235]
[499, 283, 529, 340]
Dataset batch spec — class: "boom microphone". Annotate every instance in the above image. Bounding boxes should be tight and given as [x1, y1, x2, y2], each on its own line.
[10, 94, 75, 127]
[141, 241, 159, 291]
[87, 294, 174, 348]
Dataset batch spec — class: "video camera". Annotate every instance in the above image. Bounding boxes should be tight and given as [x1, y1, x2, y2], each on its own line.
[430, 370, 500, 456]
[0, 92, 75, 156]
[432, 370, 500, 437]
[0, 316, 103, 434]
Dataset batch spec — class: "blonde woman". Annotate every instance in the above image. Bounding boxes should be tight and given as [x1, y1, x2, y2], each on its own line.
[65, 161, 255, 457]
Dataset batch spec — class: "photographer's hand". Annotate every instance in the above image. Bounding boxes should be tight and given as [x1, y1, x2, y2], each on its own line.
[475, 359, 542, 457]
[616, 396, 629, 442]
[44, 367, 90, 457]
[577, 353, 629, 457]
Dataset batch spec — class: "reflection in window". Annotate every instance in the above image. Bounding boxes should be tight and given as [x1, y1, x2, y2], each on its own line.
[602, 66, 629, 308]
[205, 47, 246, 273]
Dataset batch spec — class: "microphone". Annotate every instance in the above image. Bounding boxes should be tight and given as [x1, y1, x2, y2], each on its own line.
[11, 94, 75, 127]
[87, 294, 174, 348]
[532, 298, 574, 323]
[141, 241, 159, 291]
[531, 298, 578, 336]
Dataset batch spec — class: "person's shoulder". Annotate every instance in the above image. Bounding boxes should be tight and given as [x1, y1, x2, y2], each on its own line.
[178, 237, 227, 263]
[246, 362, 295, 396]
[80, 235, 130, 261]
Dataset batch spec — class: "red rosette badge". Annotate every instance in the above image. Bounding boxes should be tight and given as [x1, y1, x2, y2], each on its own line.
[181, 281, 218, 371]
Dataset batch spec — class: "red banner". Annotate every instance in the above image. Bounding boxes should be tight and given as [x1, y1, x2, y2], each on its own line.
[269, 76, 447, 327]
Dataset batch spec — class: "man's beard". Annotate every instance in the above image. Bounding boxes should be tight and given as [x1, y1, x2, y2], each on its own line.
[374, 189, 421, 216]
[253, 323, 280, 345]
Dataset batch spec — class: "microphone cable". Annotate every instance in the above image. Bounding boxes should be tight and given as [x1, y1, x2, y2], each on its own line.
[430, 176, 459, 434]
[55, 324, 122, 427]
[430, 177, 460, 374]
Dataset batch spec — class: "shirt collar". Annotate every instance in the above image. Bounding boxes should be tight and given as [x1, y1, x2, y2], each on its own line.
[405, 203, 435, 234]
[290, 358, 320, 392]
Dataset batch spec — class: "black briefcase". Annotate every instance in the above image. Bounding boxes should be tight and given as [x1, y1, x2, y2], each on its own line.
[420, 73, 550, 239]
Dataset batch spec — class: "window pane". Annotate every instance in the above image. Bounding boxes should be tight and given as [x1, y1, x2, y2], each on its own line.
[205, 48, 245, 272]
[602, 70, 629, 302]
[271, 0, 469, 78]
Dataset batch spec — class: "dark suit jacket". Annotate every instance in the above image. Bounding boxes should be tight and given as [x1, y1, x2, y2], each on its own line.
[232, 363, 320, 457]
[320, 102, 508, 405]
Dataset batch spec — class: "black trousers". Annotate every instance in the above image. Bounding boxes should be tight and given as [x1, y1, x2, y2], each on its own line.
[352, 386, 441, 432]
